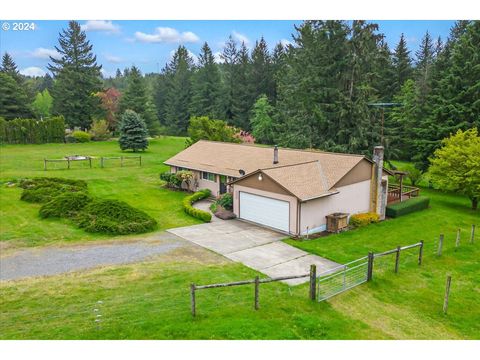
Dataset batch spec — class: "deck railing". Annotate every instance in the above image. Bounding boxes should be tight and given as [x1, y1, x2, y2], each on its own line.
[387, 184, 420, 204]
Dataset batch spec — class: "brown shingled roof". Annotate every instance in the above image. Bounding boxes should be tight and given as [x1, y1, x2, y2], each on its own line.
[164, 140, 370, 200]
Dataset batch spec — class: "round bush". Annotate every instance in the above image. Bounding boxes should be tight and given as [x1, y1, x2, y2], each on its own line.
[39, 192, 92, 219]
[72, 130, 91, 143]
[75, 199, 157, 235]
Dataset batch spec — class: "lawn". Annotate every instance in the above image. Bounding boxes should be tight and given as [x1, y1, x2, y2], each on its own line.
[0, 137, 200, 249]
[0, 186, 478, 339]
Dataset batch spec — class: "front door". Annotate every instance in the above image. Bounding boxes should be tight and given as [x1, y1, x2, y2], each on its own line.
[219, 175, 227, 194]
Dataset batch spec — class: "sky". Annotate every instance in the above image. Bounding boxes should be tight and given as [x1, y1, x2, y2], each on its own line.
[0, 20, 456, 78]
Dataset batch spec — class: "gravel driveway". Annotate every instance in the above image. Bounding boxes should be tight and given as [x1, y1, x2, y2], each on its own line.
[0, 232, 186, 281]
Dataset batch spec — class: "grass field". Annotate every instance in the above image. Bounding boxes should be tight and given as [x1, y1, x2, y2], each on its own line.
[0, 137, 200, 249]
[0, 139, 478, 339]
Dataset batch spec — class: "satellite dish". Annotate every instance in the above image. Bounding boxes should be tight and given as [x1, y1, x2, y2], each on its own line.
[239, 169, 245, 176]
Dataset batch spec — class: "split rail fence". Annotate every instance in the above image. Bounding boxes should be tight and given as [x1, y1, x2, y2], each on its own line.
[43, 156, 142, 171]
[190, 241, 424, 317]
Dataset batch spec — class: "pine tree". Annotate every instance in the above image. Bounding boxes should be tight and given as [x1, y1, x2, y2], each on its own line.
[119, 66, 148, 114]
[250, 37, 274, 102]
[1, 52, 22, 83]
[234, 42, 254, 130]
[190, 42, 222, 118]
[164, 46, 194, 135]
[271, 42, 288, 103]
[391, 33, 413, 95]
[0, 73, 33, 120]
[415, 31, 435, 104]
[37, 74, 54, 92]
[118, 110, 149, 151]
[221, 36, 240, 123]
[48, 21, 102, 130]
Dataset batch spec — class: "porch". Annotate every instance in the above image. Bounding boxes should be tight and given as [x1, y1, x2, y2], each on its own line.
[387, 169, 420, 204]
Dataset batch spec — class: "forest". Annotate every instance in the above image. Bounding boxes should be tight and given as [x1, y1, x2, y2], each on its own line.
[0, 20, 479, 170]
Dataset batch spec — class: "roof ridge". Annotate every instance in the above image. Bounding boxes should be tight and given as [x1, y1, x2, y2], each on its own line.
[315, 160, 330, 190]
[195, 140, 366, 158]
[260, 160, 319, 171]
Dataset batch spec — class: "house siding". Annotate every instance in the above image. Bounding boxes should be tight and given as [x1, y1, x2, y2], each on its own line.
[299, 179, 372, 235]
[170, 166, 220, 196]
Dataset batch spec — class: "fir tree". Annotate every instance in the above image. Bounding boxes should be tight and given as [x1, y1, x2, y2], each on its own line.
[391, 33, 413, 95]
[234, 42, 254, 130]
[1, 52, 22, 83]
[221, 36, 240, 122]
[271, 42, 288, 103]
[48, 21, 102, 129]
[250, 37, 274, 102]
[118, 110, 149, 152]
[0, 73, 33, 120]
[415, 31, 435, 104]
[190, 42, 222, 118]
[164, 46, 194, 135]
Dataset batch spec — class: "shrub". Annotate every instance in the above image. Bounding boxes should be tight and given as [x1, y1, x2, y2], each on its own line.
[386, 196, 430, 218]
[39, 192, 92, 218]
[160, 171, 182, 188]
[217, 193, 233, 210]
[183, 189, 212, 222]
[65, 135, 76, 143]
[89, 119, 111, 141]
[19, 177, 87, 203]
[0, 116, 65, 144]
[75, 199, 157, 235]
[349, 212, 380, 227]
[72, 130, 91, 143]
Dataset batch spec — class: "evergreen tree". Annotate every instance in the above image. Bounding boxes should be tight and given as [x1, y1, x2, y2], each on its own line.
[153, 73, 168, 126]
[415, 31, 435, 104]
[250, 95, 275, 144]
[234, 42, 254, 130]
[37, 74, 54, 93]
[271, 42, 288, 103]
[221, 36, 240, 123]
[391, 33, 413, 95]
[164, 46, 194, 135]
[250, 37, 274, 102]
[1, 52, 22, 83]
[118, 110, 149, 151]
[0, 73, 33, 120]
[190, 42, 222, 118]
[48, 21, 102, 129]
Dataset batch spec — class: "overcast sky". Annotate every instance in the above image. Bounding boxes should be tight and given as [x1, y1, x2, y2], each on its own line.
[0, 20, 455, 78]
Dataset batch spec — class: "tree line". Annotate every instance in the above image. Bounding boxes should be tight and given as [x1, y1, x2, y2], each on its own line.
[1, 20, 478, 169]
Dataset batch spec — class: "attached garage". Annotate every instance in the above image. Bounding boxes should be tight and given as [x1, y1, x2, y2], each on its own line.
[239, 192, 290, 233]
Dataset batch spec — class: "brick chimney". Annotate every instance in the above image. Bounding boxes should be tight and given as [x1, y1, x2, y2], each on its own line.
[273, 145, 279, 164]
[372, 146, 386, 220]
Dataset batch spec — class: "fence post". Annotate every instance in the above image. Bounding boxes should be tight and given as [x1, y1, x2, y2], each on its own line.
[67, 158, 70, 170]
[394, 246, 401, 273]
[254, 276, 260, 310]
[139, 156, 142, 167]
[367, 252, 374, 281]
[89, 157, 92, 168]
[443, 275, 452, 315]
[121, 156, 124, 167]
[471, 225, 476, 244]
[418, 241, 424, 266]
[455, 229, 460, 249]
[101, 157, 104, 168]
[44, 159, 47, 171]
[309, 264, 317, 300]
[437, 234, 444, 256]
[190, 283, 196, 317]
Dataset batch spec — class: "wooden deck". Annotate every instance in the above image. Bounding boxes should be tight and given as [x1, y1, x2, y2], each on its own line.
[387, 184, 420, 204]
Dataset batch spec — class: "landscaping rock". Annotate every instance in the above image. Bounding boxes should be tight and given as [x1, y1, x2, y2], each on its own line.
[214, 208, 237, 220]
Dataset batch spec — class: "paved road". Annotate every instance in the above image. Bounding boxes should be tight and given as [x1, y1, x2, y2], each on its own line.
[168, 220, 340, 285]
[0, 232, 186, 281]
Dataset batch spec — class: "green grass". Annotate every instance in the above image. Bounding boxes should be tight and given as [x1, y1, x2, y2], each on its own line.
[0, 138, 200, 248]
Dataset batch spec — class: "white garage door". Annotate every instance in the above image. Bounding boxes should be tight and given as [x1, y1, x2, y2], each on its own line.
[239, 192, 290, 232]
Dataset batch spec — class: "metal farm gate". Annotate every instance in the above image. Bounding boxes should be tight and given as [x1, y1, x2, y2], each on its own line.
[317, 257, 369, 301]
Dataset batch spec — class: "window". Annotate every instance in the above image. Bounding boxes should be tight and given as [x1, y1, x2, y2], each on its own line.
[202, 172, 216, 182]
[176, 167, 186, 172]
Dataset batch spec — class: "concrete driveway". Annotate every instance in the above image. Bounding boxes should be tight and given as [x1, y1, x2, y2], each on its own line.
[168, 220, 339, 285]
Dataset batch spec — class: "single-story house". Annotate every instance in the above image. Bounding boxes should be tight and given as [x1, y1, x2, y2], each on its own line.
[164, 140, 391, 236]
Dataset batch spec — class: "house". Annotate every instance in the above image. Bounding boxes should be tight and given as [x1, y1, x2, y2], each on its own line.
[164, 140, 391, 236]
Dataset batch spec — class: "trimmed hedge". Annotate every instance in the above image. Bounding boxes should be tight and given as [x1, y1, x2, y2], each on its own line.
[0, 116, 65, 144]
[349, 212, 380, 227]
[75, 199, 158, 235]
[183, 189, 212, 222]
[20, 177, 87, 203]
[386, 196, 430, 218]
[39, 192, 92, 219]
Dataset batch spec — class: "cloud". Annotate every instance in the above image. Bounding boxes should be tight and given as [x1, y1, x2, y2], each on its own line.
[20, 66, 46, 77]
[213, 51, 224, 64]
[30, 47, 61, 60]
[232, 31, 250, 46]
[101, 68, 115, 78]
[104, 54, 123, 63]
[134, 27, 199, 44]
[81, 20, 120, 34]
[280, 38, 293, 47]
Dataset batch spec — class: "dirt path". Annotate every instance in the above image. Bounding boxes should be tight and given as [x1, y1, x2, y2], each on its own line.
[0, 232, 187, 281]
